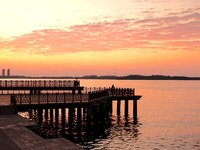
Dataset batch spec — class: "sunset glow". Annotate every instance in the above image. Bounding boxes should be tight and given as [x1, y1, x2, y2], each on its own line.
[0, 0, 200, 76]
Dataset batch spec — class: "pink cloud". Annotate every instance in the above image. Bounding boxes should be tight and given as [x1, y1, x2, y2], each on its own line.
[0, 8, 199, 55]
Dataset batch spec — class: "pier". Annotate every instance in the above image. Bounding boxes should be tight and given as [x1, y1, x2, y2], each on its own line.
[0, 79, 141, 149]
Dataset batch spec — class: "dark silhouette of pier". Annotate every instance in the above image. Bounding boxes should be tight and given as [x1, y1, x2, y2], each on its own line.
[0, 79, 141, 142]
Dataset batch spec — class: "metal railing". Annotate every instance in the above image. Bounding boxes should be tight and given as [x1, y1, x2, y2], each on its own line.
[12, 87, 135, 105]
[0, 80, 80, 87]
[83, 87, 135, 95]
[14, 93, 89, 105]
[109, 87, 135, 96]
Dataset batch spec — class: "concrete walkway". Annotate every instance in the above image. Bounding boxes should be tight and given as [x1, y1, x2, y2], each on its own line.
[0, 114, 84, 150]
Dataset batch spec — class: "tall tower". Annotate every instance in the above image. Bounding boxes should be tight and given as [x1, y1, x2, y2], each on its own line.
[7, 69, 10, 76]
[2, 69, 5, 77]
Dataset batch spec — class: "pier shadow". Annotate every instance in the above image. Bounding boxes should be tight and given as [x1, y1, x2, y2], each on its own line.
[20, 109, 141, 150]
[17, 102, 142, 149]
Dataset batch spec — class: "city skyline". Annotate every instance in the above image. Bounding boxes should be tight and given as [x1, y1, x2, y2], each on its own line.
[1, 69, 10, 77]
[0, 0, 200, 77]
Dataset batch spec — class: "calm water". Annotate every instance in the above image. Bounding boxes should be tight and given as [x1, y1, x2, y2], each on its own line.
[15, 79, 200, 149]
[79, 79, 200, 149]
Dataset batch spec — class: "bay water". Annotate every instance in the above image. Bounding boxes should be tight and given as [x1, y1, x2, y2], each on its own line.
[9, 79, 200, 149]
[79, 79, 200, 149]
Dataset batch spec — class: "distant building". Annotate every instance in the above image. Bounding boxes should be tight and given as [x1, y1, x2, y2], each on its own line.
[7, 69, 10, 76]
[2, 69, 5, 76]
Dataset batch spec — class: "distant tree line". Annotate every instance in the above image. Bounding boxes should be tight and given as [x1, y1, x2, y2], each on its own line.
[1, 74, 200, 80]
[80, 75, 200, 80]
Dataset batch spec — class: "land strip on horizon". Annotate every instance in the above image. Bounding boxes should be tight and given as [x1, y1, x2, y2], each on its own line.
[0, 75, 200, 80]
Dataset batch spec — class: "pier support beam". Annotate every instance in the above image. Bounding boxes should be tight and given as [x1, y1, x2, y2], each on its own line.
[30, 90, 33, 94]
[82, 107, 86, 121]
[45, 108, 48, 122]
[77, 107, 82, 127]
[133, 100, 138, 120]
[92, 105, 97, 123]
[50, 108, 53, 123]
[87, 106, 92, 127]
[33, 109, 37, 118]
[109, 100, 113, 115]
[125, 99, 129, 117]
[61, 108, 66, 136]
[78, 90, 82, 94]
[72, 90, 75, 94]
[105, 101, 111, 124]
[68, 107, 74, 128]
[100, 102, 106, 122]
[117, 100, 121, 116]
[95, 104, 100, 122]
[38, 109, 43, 125]
[55, 108, 59, 125]
[62, 108, 66, 125]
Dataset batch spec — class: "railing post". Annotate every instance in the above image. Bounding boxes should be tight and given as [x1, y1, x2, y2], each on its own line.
[56, 93, 57, 104]
[64, 93, 66, 103]
[133, 100, 137, 120]
[20, 94, 22, 104]
[47, 93, 49, 104]
[125, 99, 129, 116]
[88, 92, 91, 102]
[117, 99, 121, 116]
[38, 94, 40, 104]
[29, 94, 31, 105]
[72, 94, 74, 103]
[5, 80, 7, 87]
[80, 94, 82, 103]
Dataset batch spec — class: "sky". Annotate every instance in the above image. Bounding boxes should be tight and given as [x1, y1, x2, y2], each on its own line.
[0, 0, 200, 77]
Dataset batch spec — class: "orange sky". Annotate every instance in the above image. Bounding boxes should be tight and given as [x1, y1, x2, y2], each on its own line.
[0, 0, 200, 77]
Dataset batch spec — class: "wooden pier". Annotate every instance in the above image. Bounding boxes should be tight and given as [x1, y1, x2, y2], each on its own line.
[0, 79, 141, 141]
[0, 79, 82, 94]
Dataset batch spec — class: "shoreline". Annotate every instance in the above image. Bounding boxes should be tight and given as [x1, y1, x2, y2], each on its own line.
[1, 77, 200, 80]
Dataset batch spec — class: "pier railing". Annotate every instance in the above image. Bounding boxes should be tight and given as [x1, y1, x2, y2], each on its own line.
[0, 80, 80, 87]
[14, 94, 89, 104]
[13, 92, 109, 105]
[83, 87, 135, 96]
[109, 87, 135, 96]
[12, 87, 135, 105]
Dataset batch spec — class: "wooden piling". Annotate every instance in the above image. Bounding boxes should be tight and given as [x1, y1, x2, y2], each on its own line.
[125, 99, 129, 117]
[133, 100, 138, 120]
[77, 107, 82, 127]
[117, 99, 121, 116]
[37, 108, 43, 125]
[45, 108, 48, 121]
[50, 108, 53, 123]
[109, 100, 113, 115]
[68, 107, 74, 128]
[61, 108, 66, 136]
[62, 108, 66, 124]
[55, 108, 59, 124]
[86, 106, 92, 127]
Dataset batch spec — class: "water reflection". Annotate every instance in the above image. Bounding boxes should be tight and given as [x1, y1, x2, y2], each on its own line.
[20, 110, 141, 150]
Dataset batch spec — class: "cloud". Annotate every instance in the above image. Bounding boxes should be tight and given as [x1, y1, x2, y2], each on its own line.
[133, 0, 170, 2]
[0, 8, 199, 55]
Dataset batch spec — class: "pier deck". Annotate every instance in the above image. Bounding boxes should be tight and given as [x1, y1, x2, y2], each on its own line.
[0, 114, 84, 150]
